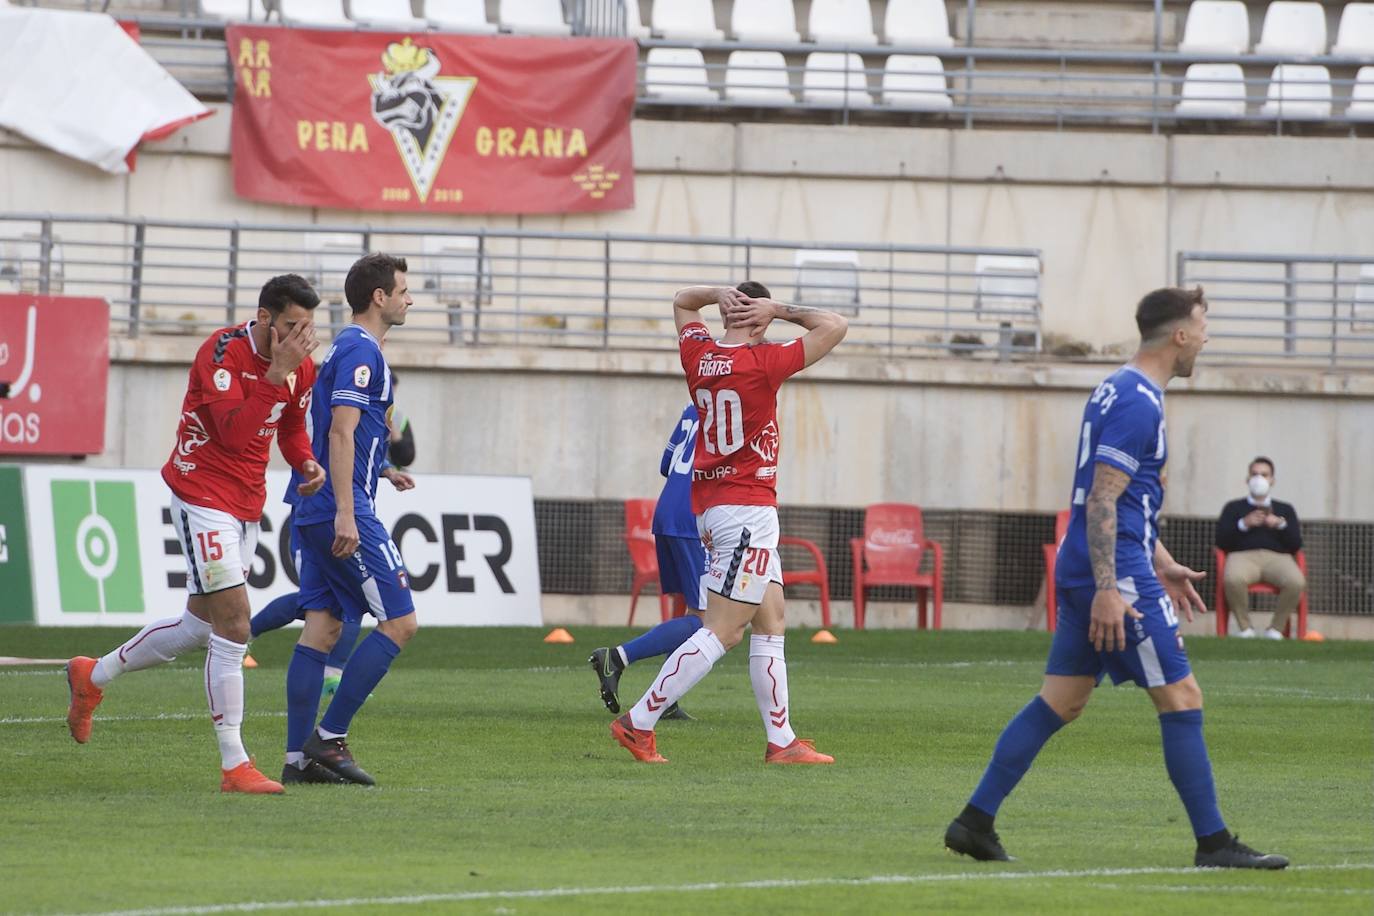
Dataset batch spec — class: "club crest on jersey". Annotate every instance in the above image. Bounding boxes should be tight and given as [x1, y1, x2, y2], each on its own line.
[212, 368, 232, 391]
[749, 419, 779, 463]
[698, 353, 734, 377]
[354, 365, 371, 388]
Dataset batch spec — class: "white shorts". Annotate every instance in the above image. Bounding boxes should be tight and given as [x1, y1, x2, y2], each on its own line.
[168, 493, 259, 595]
[698, 505, 783, 606]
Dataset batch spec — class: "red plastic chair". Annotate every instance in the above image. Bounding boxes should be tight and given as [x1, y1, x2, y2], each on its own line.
[781, 535, 832, 629]
[1213, 547, 1309, 638]
[1042, 510, 1071, 633]
[849, 503, 945, 630]
[623, 499, 672, 626]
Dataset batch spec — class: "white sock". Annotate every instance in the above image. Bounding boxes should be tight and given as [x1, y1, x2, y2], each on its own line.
[285, 751, 306, 769]
[750, 634, 797, 748]
[205, 634, 249, 770]
[614, 646, 629, 668]
[628, 628, 726, 731]
[323, 665, 344, 679]
[92, 609, 213, 687]
[317, 726, 345, 740]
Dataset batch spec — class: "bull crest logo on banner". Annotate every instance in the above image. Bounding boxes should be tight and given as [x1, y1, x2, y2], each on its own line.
[368, 39, 476, 204]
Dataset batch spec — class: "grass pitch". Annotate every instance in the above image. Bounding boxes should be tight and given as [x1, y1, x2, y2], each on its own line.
[1, 626, 1371, 915]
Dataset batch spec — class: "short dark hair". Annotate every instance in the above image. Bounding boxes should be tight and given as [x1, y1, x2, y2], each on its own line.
[736, 280, 770, 298]
[1250, 456, 1275, 475]
[345, 253, 409, 314]
[258, 274, 320, 315]
[1136, 286, 1206, 342]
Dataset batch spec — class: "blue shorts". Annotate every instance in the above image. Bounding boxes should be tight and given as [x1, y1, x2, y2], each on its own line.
[655, 533, 707, 611]
[1047, 578, 1191, 689]
[296, 515, 415, 623]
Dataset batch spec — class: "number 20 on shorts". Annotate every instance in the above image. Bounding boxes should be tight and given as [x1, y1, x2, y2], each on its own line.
[742, 547, 769, 576]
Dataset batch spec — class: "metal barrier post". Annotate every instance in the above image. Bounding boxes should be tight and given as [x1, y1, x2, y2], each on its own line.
[226, 225, 240, 327]
[474, 231, 485, 346]
[37, 218, 52, 296]
[1283, 260, 1296, 354]
[1330, 261, 1340, 366]
[602, 234, 612, 349]
[964, 0, 977, 129]
[130, 222, 146, 338]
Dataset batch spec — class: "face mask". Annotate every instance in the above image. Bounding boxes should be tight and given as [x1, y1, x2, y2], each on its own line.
[1249, 475, 1271, 499]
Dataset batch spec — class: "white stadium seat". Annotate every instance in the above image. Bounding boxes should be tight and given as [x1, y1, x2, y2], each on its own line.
[426, 0, 499, 33]
[809, 0, 878, 45]
[278, 0, 352, 26]
[1352, 263, 1374, 329]
[651, 0, 724, 41]
[884, 0, 954, 48]
[350, 0, 426, 29]
[725, 50, 794, 103]
[1333, 3, 1374, 55]
[802, 52, 873, 106]
[622, 0, 651, 39]
[731, 0, 800, 43]
[1348, 66, 1374, 119]
[794, 249, 861, 310]
[1178, 1, 1250, 54]
[881, 54, 952, 109]
[199, 0, 269, 21]
[644, 47, 718, 101]
[974, 255, 1040, 319]
[1255, 1, 1327, 55]
[500, 0, 572, 35]
[1175, 62, 1248, 117]
[1260, 64, 1332, 118]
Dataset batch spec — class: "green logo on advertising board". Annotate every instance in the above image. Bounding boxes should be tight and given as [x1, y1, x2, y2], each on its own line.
[51, 479, 144, 613]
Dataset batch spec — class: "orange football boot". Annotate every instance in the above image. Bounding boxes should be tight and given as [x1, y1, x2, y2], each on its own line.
[221, 759, 286, 795]
[610, 713, 668, 763]
[65, 656, 104, 744]
[765, 738, 834, 765]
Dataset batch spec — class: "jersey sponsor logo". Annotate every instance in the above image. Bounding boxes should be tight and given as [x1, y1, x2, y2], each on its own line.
[754, 466, 777, 480]
[240, 372, 258, 381]
[697, 353, 734, 377]
[693, 465, 737, 481]
[354, 365, 371, 388]
[213, 368, 232, 391]
[748, 419, 779, 463]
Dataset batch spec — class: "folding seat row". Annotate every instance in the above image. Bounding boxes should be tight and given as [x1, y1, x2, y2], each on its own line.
[1180, 1, 1374, 56]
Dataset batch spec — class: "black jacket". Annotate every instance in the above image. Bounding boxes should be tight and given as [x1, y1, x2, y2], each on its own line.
[1215, 498, 1302, 554]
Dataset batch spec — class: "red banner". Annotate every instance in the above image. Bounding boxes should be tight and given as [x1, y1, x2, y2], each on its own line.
[0, 295, 109, 455]
[227, 26, 637, 214]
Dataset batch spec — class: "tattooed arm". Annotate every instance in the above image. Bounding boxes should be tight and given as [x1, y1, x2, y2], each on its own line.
[1086, 463, 1142, 652]
[727, 298, 848, 367]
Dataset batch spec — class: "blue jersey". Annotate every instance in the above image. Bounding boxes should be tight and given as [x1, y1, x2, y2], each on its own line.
[1055, 365, 1167, 593]
[293, 325, 394, 525]
[652, 405, 698, 539]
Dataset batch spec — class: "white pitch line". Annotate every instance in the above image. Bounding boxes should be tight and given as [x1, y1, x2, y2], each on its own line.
[50, 862, 1374, 916]
[0, 711, 287, 726]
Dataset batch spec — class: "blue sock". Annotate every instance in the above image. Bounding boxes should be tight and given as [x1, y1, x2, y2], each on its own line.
[251, 593, 303, 639]
[319, 630, 400, 736]
[1159, 709, 1227, 838]
[968, 695, 1066, 818]
[285, 644, 327, 753]
[620, 614, 704, 665]
[327, 616, 362, 670]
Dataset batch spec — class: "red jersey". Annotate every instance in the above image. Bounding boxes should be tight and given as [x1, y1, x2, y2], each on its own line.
[678, 321, 806, 514]
[161, 322, 316, 521]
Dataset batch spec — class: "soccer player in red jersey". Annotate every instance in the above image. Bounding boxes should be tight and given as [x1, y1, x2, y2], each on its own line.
[610, 282, 847, 764]
[65, 275, 326, 794]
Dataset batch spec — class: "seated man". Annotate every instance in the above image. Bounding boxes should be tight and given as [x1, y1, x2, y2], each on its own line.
[1215, 456, 1305, 639]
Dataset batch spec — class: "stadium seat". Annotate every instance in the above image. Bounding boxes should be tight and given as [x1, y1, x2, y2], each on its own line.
[725, 50, 795, 103]
[881, 54, 952, 110]
[802, 52, 873, 106]
[794, 248, 861, 308]
[644, 47, 718, 100]
[624, 499, 672, 626]
[974, 254, 1040, 319]
[850, 503, 944, 630]
[426, 0, 499, 33]
[1352, 262, 1374, 324]
[1255, 1, 1327, 55]
[809, 0, 878, 44]
[1333, 3, 1374, 55]
[651, 0, 724, 41]
[499, 0, 572, 35]
[1174, 63, 1248, 118]
[731, 0, 800, 42]
[884, 0, 954, 47]
[422, 234, 487, 338]
[1351, 66, 1374, 120]
[1260, 64, 1333, 119]
[1178, 1, 1250, 54]
[1041, 510, 1069, 633]
[350, 0, 427, 29]
[278, 0, 352, 26]
[622, 0, 651, 39]
[199, 0, 269, 21]
[780, 536, 833, 629]
[1214, 547, 1309, 638]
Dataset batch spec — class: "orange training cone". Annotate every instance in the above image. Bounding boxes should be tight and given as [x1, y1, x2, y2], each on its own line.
[810, 629, 838, 644]
[242, 654, 259, 669]
[1301, 630, 1326, 642]
[543, 627, 575, 644]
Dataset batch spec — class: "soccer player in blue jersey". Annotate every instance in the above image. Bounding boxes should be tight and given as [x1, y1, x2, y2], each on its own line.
[588, 403, 707, 720]
[944, 286, 1288, 869]
[280, 253, 418, 787]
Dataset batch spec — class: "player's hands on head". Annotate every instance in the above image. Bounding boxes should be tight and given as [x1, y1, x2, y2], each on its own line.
[1158, 562, 1208, 622]
[332, 511, 360, 558]
[266, 321, 318, 385]
[715, 286, 746, 314]
[724, 296, 775, 334]
[1088, 588, 1142, 653]
[382, 467, 415, 492]
[297, 459, 326, 497]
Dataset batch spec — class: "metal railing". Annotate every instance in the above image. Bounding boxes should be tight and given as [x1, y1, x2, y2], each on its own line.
[0, 213, 1044, 358]
[1178, 251, 1374, 366]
